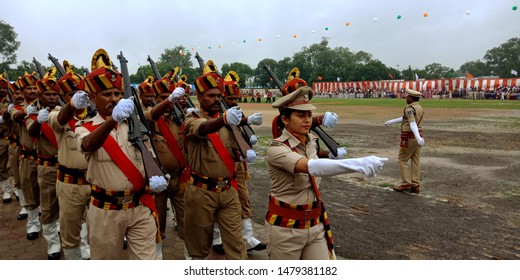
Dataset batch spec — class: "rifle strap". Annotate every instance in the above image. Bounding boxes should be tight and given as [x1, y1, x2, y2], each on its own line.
[82, 122, 146, 191]
[29, 115, 58, 149]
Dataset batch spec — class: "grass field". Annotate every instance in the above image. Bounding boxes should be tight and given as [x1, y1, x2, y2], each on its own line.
[308, 98, 520, 110]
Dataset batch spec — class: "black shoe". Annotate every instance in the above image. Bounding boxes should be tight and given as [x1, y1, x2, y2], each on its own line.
[2, 197, 12, 203]
[26, 232, 39, 240]
[212, 244, 225, 255]
[48, 252, 61, 260]
[123, 240, 128, 250]
[17, 213, 28, 220]
[247, 242, 267, 252]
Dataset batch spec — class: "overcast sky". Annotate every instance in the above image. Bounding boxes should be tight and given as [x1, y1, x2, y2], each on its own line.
[2, 0, 520, 75]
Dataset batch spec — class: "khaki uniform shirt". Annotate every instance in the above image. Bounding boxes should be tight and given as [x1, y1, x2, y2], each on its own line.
[11, 100, 37, 151]
[0, 101, 8, 136]
[144, 108, 184, 175]
[266, 129, 322, 205]
[48, 110, 89, 169]
[75, 113, 145, 192]
[34, 107, 60, 157]
[401, 102, 424, 132]
[183, 110, 238, 178]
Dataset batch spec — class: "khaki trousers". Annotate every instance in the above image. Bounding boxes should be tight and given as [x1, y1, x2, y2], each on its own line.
[266, 222, 329, 260]
[0, 139, 9, 181]
[88, 204, 158, 260]
[19, 157, 39, 210]
[8, 145, 21, 192]
[56, 180, 90, 249]
[184, 185, 246, 260]
[154, 177, 185, 240]
[235, 162, 253, 219]
[38, 165, 60, 224]
[398, 138, 421, 186]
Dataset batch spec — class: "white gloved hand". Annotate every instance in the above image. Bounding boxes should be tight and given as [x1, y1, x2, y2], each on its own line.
[409, 121, 424, 146]
[245, 149, 256, 163]
[322, 111, 339, 128]
[225, 106, 243, 126]
[329, 147, 347, 159]
[308, 156, 388, 178]
[186, 107, 199, 115]
[247, 112, 263, 126]
[71, 90, 89, 109]
[249, 134, 258, 145]
[168, 87, 186, 103]
[7, 103, 14, 112]
[112, 98, 135, 123]
[37, 107, 50, 124]
[0, 116, 3, 124]
[384, 117, 403, 126]
[26, 104, 38, 115]
[149, 175, 168, 193]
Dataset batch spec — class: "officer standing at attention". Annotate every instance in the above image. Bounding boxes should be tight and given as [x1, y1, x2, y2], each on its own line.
[75, 49, 167, 259]
[384, 88, 425, 194]
[183, 61, 249, 260]
[266, 86, 387, 260]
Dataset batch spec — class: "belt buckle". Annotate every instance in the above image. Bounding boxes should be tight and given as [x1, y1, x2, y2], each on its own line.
[217, 180, 228, 189]
[304, 209, 312, 220]
[117, 195, 133, 205]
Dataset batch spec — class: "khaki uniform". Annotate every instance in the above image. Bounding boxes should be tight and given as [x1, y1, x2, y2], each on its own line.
[144, 108, 186, 241]
[10, 101, 39, 210]
[183, 110, 246, 260]
[48, 110, 91, 251]
[265, 129, 329, 260]
[76, 113, 157, 260]
[399, 102, 424, 188]
[0, 101, 10, 182]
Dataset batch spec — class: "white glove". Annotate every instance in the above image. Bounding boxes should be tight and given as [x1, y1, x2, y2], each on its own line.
[247, 112, 263, 126]
[384, 117, 403, 126]
[249, 135, 258, 145]
[7, 103, 14, 112]
[71, 90, 89, 109]
[0, 116, 3, 124]
[149, 175, 168, 193]
[37, 108, 50, 124]
[186, 107, 199, 115]
[322, 111, 339, 128]
[26, 104, 38, 115]
[112, 98, 134, 123]
[308, 156, 388, 177]
[245, 149, 256, 163]
[168, 87, 186, 103]
[410, 121, 425, 146]
[328, 147, 347, 159]
[225, 106, 243, 126]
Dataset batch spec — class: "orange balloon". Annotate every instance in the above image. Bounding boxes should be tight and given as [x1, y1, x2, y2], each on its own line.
[258, 38, 262, 42]
[293, 34, 297, 38]
[423, 12, 428, 17]
[345, 22, 350, 26]
[218, 45, 221, 48]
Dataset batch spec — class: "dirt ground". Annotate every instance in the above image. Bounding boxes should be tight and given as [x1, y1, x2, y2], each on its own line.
[239, 101, 520, 260]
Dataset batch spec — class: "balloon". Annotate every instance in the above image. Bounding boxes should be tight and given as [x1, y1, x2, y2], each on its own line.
[276, 34, 280, 38]
[191, 48, 194, 51]
[466, 10, 470, 15]
[258, 38, 262, 42]
[373, 17, 378, 22]
[293, 34, 297, 38]
[243, 40, 246, 43]
[208, 46, 211, 49]
[397, 15, 401, 20]
[325, 27, 329, 30]
[231, 42, 235, 45]
[423, 12, 428, 17]
[345, 22, 350, 26]
[513, 6, 518, 11]
[218, 45, 221, 48]
[312, 30, 316, 33]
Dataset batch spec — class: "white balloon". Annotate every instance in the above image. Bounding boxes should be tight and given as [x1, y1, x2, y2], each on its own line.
[276, 34, 280, 38]
[466, 10, 471, 15]
[373, 17, 378, 22]
[312, 30, 316, 33]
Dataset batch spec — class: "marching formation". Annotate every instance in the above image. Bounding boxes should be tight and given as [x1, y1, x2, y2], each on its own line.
[0, 48, 426, 260]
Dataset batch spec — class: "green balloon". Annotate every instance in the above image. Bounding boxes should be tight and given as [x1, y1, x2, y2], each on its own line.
[243, 40, 246, 43]
[397, 15, 402, 19]
[208, 46, 211, 49]
[513, 6, 518, 11]
[325, 27, 329, 30]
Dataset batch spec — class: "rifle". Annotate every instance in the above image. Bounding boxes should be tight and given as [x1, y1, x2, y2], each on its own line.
[48, 53, 94, 111]
[262, 62, 340, 157]
[117, 51, 164, 179]
[194, 52, 252, 157]
[33, 57, 46, 79]
[146, 55, 184, 124]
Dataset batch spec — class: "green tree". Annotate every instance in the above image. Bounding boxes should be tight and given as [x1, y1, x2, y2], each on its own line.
[458, 60, 489, 77]
[221, 62, 253, 88]
[483, 37, 520, 77]
[0, 19, 21, 71]
[424, 63, 452, 79]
